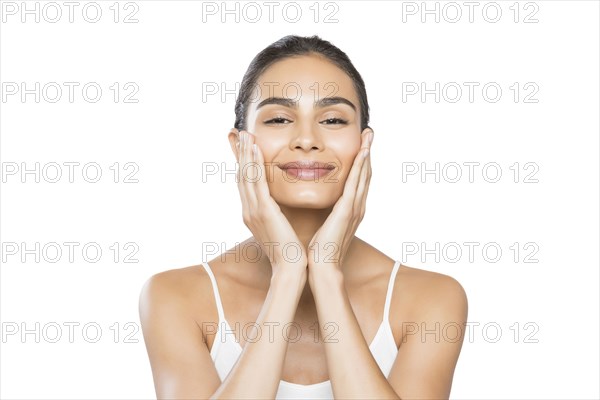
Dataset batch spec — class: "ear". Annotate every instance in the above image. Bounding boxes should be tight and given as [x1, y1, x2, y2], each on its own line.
[228, 127, 241, 162]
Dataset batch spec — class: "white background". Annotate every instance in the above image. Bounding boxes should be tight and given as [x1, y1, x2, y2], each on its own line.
[1, 1, 598, 399]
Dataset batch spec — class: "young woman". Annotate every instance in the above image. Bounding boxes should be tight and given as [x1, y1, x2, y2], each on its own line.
[139, 35, 468, 400]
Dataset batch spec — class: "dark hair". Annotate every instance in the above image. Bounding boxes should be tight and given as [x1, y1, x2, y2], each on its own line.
[234, 35, 371, 132]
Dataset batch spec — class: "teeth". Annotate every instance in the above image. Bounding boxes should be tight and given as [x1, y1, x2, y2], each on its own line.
[285, 167, 330, 169]
[280, 162, 335, 170]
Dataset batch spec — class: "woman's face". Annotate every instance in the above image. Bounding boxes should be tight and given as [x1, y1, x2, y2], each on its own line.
[231, 54, 370, 209]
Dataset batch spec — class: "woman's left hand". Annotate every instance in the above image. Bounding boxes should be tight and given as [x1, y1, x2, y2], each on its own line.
[307, 128, 373, 272]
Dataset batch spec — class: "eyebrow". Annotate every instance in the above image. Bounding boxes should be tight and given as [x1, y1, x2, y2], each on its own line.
[256, 96, 357, 112]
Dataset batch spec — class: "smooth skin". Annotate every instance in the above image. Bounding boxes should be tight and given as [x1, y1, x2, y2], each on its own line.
[139, 54, 468, 399]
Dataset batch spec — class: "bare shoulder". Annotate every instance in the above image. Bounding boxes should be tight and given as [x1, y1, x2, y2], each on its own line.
[138, 265, 215, 326]
[396, 264, 468, 319]
[140, 265, 207, 301]
[138, 265, 224, 398]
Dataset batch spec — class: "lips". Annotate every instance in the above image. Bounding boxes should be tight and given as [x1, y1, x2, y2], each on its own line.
[278, 160, 336, 170]
[277, 160, 336, 181]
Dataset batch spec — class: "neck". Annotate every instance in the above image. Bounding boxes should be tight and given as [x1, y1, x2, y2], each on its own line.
[272, 204, 360, 310]
[278, 204, 332, 250]
[277, 204, 329, 309]
[248, 206, 363, 312]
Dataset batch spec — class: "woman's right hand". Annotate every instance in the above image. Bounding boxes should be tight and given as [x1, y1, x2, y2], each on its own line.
[235, 129, 308, 277]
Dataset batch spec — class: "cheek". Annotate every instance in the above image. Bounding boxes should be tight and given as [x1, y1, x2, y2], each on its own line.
[327, 136, 361, 171]
[255, 134, 284, 161]
[254, 136, 282, 181]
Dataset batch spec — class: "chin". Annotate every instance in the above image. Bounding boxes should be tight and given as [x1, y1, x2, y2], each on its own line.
[272, 187, 339, 210]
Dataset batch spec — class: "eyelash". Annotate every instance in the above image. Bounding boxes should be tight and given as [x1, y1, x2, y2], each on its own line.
[264, 117, 348, 125]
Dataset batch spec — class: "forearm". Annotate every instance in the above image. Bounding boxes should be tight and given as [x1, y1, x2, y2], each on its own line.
[211, 268, 306, 399]
[309, 268, 400, 399]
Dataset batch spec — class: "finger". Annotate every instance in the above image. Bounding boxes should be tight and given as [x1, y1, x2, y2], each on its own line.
[340, 133, 371, 206]
[234, 129, 242, 186]
[236, 131, 249, 212]
[355, 130, 373, 203]
[351, 130, 373, 218]
[364, 146, 373, 201]
[244, 131, 260, 204]
[356, 146, 371, 218]
[360, 168, 372, 220]
[238, 131, 256, 214]
[246, 132, 268, 200]
[251, 138, 272, 203]
[331, 151, 365, 219]
[365, 132, 373, 192]
[232, 128, 241, 163]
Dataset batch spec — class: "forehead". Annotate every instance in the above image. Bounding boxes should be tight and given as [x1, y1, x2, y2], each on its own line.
[252, 54, 358, 106]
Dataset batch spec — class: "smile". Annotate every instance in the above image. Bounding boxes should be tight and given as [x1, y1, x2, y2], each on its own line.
[277, 160, 336, 181]
[280, 167, 335, 181]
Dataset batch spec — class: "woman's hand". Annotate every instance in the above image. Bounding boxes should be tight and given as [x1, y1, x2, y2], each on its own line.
[307, 129, 373, 272]
[235, 129, 308, 276]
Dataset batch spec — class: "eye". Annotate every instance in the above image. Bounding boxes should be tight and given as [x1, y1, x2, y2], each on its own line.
[264, 117, 292, 125]
[321, 117, 348, 125]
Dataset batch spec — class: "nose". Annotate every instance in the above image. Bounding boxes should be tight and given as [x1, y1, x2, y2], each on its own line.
[289, 121, 323, 152]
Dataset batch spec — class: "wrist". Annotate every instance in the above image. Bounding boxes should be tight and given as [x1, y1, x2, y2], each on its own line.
[308, 265, 344, 288]
[307, 258, 342, 276]
[271, 267, 307, 289]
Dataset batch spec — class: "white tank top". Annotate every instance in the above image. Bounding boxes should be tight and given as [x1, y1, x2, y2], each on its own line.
[200, 260, 402, 399]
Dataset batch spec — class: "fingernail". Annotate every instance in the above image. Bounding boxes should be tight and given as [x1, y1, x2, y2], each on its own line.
[363, 148, 370, 158]
[369, 131, 374, 145]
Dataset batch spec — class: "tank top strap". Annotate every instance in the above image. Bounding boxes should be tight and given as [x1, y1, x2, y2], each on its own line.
[383, 260, 401, 322]
[200, 262, 226, 323]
